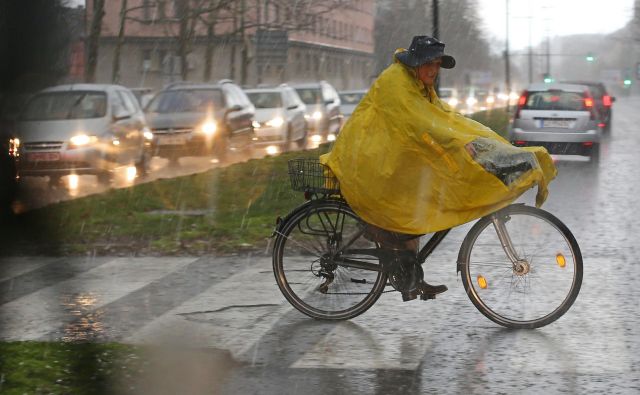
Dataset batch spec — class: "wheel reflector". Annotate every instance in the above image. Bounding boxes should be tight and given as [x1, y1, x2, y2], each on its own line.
[477, 275, 488, 289]
[556, 253, 566, 268]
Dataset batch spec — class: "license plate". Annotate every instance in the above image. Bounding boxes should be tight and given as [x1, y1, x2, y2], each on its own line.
[27, 152, 60, 162]
[543, 119, 571, 128]
[158, 134, 189, 145]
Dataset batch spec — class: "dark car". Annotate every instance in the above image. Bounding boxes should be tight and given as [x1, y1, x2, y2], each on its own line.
[561, 80, 615, 133]
[291, 81, 342, 143]
[145, 80, 255, 164]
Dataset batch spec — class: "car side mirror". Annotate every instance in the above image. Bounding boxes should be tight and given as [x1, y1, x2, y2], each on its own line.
[324, 99, 334, 105]
[112, 109, 131, 121]
[226, 104, 243, 114]
[287, 104, 298, 110]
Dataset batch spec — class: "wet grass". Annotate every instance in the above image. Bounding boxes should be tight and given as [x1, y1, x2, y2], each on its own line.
[469, 107, 511, 138]
[1, 109, 510, 256]
[1, 145, 330, 256]
[0, 341, 144, 394]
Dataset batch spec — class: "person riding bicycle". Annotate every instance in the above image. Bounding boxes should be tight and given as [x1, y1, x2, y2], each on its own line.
[320, 35, 557, 301]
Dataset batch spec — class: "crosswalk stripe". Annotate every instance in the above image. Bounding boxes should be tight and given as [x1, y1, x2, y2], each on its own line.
[0, 256, 112, 305]
[0, 257, 195, 341]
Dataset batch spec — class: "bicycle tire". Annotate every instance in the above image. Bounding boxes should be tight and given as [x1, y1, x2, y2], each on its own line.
[273, 199, 387, 320]
[459, 204, 583, 329]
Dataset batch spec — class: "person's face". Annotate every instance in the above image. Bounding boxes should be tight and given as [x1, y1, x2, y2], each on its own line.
[416, 58, 442, 86]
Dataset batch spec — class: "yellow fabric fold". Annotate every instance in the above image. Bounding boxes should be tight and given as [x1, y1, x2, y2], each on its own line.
[320, 55, 557, 234]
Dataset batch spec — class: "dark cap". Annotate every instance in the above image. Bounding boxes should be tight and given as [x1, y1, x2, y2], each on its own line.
[396, 35, 456, 69]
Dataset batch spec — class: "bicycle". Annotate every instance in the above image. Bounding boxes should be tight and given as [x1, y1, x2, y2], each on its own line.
[272, 158, 583, 329]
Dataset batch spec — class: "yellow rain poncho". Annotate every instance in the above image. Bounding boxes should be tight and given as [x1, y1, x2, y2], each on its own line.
[320, 55, 557, 234]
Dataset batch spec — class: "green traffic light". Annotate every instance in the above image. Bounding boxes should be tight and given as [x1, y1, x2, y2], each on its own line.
[624, 79, 632, 86]
[586, 53, 595, 62]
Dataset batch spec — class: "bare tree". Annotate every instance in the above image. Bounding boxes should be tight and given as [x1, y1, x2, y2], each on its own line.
[86, 0, 106, 83]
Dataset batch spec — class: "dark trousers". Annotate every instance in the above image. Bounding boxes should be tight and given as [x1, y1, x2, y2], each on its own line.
[363, 223, 421, 253]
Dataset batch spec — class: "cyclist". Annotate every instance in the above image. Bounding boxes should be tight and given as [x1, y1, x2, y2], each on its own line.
[321, 35, 557, 301]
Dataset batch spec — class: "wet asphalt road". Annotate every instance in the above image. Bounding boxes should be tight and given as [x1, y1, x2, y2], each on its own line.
[1, 98, 640, 394]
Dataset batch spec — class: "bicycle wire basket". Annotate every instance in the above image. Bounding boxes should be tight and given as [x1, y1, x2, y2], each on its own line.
[288, 158, 340, 195]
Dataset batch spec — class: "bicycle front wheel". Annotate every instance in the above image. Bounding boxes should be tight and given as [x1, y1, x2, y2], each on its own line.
[273, 200, 387, 320]
[459, 204, 583, 329]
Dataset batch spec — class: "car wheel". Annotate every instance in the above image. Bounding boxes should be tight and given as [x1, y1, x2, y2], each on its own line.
[48, 175, 63, 188]
[135, 149, 151, 178]
[96, 171, 113, 186]
[213, 135, 229, 164]
[590, 143, 600, 167]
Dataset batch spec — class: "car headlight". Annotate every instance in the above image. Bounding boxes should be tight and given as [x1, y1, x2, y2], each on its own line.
[265, 117, 284, 128]
[312, 111, 323, 120]
[448, 98, 459, 107]
[69, 134, 98, 147]
[252, 120, 261, 129]
[486, 96, 495, 104]
[8, 138, 20, 157]
[200, 121, 217, 135]
[143, 127, 154, 141]
[466, 97, 477, 107]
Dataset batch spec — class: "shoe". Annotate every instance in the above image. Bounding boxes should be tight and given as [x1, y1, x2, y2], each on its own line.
[416, 280, 448, 296]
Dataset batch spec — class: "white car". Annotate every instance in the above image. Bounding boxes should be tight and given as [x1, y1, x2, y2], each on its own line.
[245, 85, 308, 154]
[16, 84, 152, 185]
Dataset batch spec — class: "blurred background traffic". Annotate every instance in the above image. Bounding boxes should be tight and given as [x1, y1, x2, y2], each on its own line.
[1, 0, 638, 214]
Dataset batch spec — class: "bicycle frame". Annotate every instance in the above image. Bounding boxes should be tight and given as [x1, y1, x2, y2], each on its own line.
[290, 199, 523, 275]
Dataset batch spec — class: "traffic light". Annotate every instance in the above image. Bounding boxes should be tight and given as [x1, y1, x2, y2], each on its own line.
[543, 73, 553, 83]
[585, 52, 595, 62]
[624, 78, 632, 87]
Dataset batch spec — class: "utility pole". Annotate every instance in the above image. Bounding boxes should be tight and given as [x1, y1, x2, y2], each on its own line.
[505, 0, 511, 107]
[432, 0, 439, 95]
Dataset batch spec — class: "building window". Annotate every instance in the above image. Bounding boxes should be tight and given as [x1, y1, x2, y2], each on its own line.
[157, 0, 166, 19]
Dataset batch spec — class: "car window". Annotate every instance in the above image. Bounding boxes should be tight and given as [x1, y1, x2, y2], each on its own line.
[146, 89, 224, 113]
[247, 92, 282, 108]
[295, 88, 321, 105]
[21, 91, 107, 121]
[339, 92, 365, 105]
[524, 91, 586, 111]
[117, 90, 136, 115]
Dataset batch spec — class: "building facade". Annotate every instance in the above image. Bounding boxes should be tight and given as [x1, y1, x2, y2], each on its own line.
[87, 0, 375, 90]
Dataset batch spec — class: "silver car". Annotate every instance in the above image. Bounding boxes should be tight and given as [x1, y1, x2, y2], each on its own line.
[509, 83, 602, 162]
[338, 90, 367, 122]
[16, 84, 152, 185]
[245, 85, 307, 154]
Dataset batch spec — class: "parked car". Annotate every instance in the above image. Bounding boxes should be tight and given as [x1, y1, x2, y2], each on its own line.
[509, 83, 602, 162]
[145, 80, 255, 164]
[338, 89, 367, 121]
[15, 84, 152, 185]
[245, 85, 307, 154]
[291, 81, 342, 142]
[561, 80, 614, 133]
[438, 87, 459, 110]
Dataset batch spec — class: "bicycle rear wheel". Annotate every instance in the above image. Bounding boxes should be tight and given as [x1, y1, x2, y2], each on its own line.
[273, 200, 387, 320]
[459, 204, 583, 329]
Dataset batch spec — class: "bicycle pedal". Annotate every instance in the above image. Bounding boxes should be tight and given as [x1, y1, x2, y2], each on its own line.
[401, 291, 418, 302]
[420, 293, 436, 301]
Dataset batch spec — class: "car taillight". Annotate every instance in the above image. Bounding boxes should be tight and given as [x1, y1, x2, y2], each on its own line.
[583, 95, 596, 120]
[514, 92, 527, 119]
[603, 95, 612, 107]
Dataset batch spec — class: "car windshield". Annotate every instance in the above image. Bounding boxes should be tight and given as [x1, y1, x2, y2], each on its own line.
[247, 92, 282, 109]
[21, 91, 107, 121]
[524, 90, 586, 111]
[339, 92, 366, 105]
[295, 88, 321, 105]
[146, 89, 224, 113]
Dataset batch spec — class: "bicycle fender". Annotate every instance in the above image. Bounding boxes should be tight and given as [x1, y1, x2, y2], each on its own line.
[271, 198, 348, 238]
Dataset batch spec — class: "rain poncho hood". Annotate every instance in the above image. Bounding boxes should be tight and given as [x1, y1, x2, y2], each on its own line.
[320, 53, 557, 234]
